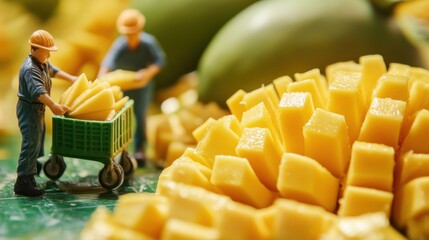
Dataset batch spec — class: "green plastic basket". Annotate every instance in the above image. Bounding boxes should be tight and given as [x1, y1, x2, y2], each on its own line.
[51, 100, 134, 163]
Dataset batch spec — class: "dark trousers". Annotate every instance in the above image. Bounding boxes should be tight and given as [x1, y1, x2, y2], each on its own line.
[16, 100, 45, 176]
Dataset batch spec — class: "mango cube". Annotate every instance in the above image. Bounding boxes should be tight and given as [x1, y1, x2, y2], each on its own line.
[396, 151, 429, 189]
[326, 72, 365, 142]
[359, 54, 386, 106]
[272, 75, 292, 98]
[218, 115, 243, 137]
[272, 198, 336, 240]
[195, 121, 240, 167]
[242, 86, 279, 131]
[216, 201, 269, 240]
[287, 78, 325, 109]
[393, 177, 429, 229]
[113, 193, 169, 239]
[358, 97, 406, 150]
[372, 74, 409, 102]
[303, 108, 351, 178]
[294, 68, 328, 102]
[346, 141, 395, 192]
[278, 92, 314, 154]
[161, 219, 218, 240]
[338, 186, 393, 218]
[157, 181, 230, 227]
[226, 89, 246, 121]
[241, 102, 281, 145]
[236, 127, 282, 191]
[277, 153, 339, 212]
[210, 155, 276, 208]
[400, 109, 429, 155]
[325, 60, 362, 85]
[192, 118, 215, 142]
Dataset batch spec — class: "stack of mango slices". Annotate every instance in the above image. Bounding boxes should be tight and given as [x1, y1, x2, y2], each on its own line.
[59, 74, 129, 121]
[80, 55, 429, 240]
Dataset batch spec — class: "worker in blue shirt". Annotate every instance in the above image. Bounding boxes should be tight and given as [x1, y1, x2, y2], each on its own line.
[98, 9, 166, 167]
[15, 30, 77, 197]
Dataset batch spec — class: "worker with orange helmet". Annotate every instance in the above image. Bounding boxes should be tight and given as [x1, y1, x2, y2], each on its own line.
[14, 29, 77, 197]
[98, 9, 166, 167]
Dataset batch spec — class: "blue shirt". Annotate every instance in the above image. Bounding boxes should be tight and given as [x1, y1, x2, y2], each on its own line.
[101, 32, 165, 72]
[17, 55, 59, 103]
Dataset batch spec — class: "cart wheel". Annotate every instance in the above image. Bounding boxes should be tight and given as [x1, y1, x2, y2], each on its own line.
[120, 151, 137, 177]
[43, 155, 66, 180]
[98, 162, 124, 190]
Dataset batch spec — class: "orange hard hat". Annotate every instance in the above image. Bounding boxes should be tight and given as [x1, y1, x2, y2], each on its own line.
[28, 30, 58, 51]
[117, 9, 145, 34]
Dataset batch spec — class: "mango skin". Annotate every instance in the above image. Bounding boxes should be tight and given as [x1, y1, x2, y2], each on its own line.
[131, 0, 259, 91]
[197, 0, 424, 106]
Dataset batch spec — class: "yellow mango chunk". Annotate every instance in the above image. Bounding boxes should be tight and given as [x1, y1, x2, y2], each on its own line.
[272, 75, 292, 98]
[242, 86, 278, 124]
[192, 117, 215, 142]
[264, 83, 280, 107]
[326, 71, 365, 142]
[294, 68, 328, 102]
[195, 121, 240, 167]
[210, 155, 276, 208]
[156, 181, 230, 227]
[216, 201, 269, 240]
[158, 157, 218, 193]
[218, 115, 243, 136]
[99, 69, 148, 91]
[113, 193, 169, 239]
[226, 89, 246, 121]
[72, 109, 115, 121]
[180, 147, 210, 167]
[63, 73, 91, 107]
[68, 88, 115, 117]
[346, 141, 395, 192]
[388, 62, 411, 78]
[406, 214, 429, 240]
[322, 212, 407, 240]
[287, 78, 325, 109]
[277, 153, 339, 212]
[272, 198, 336, 240]
[278, 92, 314, 154]
[303, 108, 351, 178]
[359, 54, 386, 106]
[325, 60, 362, 85]
[110, 85, 123, 101]
[358, 97, 406, 150]
[164, 141, 189, 168]
[80, 206, 153, 240]
[393, 177, 429, 229]
[236, 127, 282, 191]
[59, 84, 72, 105]
[69, 83, 107, 112]
[395, 151, 429, 189]
[338, 186, 393, 218]
[372, 74, 409, 102]
[161, 219, 219, 240]
[240, 102, 281, 147]
[113, 96, 129, 112]
[400, 109, 429, 155]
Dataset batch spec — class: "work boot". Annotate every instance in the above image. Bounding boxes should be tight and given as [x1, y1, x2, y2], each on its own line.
[14, 175, 44, 197]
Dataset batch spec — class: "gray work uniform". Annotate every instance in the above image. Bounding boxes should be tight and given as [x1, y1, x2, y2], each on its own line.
[101, 32, 165, 153]
[16, 55, 59, 176]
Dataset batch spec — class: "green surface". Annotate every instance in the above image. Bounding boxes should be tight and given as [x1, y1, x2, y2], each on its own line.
[0, 134, 161, 240]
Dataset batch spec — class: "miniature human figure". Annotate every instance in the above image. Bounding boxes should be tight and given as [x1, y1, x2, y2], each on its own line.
[14, 30, 77, 197]
[98, 9, 166, 167]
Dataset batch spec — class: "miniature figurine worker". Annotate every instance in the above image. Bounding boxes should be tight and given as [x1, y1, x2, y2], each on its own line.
[15, 30, 77, 197]
[98, 9, 166, 167]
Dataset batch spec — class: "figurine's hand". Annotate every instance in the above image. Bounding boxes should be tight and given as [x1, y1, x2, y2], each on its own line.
[50, 103, 70, 115]
[135, 69, 147, 82]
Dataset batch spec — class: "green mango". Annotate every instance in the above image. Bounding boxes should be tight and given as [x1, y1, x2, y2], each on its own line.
[197, 0, 424, 106]
[131, 0, 259, 90]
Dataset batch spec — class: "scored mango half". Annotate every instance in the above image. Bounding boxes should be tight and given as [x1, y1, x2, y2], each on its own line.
[80, 54, 429, 240]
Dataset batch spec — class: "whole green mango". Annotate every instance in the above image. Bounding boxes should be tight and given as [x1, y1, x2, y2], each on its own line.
[197, 0, 424, 106]
[131, 0, 259, 91]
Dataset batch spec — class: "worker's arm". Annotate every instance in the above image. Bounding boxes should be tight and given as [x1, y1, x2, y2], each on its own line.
[97, 66, 111, 79]
[38, 93, 70, 115]
[135, 64, 161, 86]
